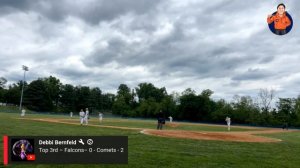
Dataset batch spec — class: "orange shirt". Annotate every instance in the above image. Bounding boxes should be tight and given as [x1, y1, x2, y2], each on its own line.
[267, 12, 291, 30]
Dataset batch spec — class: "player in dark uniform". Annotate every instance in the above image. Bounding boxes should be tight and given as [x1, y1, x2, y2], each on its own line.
[157, 110, 165, 130]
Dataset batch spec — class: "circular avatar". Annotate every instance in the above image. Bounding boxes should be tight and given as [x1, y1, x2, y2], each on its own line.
[267, 3, 293, 35]
[12, 139, 33, 160]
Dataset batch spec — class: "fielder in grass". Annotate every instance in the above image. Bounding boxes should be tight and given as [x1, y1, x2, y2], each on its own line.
[99, 112, 103, 123]
[21, 109, 26, 117]
[85, 108, 89, 125]
[70, 111, 73, 117]
[225, 116, 231, 131]
[79, 109, 85, 125]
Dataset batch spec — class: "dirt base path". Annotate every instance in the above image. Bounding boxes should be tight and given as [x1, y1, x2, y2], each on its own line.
[141, 129, 297, 143]
[18, 117, 298, 143]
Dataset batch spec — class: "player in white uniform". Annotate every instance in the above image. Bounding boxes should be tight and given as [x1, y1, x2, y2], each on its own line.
[21, 109, 26, 117]
[225, 116, 231, 131]
[79, 109, 85, 125]
[84, 108, 89, 125]
[168, 116, 173, 123]
[70, 112, 73, 117]
[99, 112, 103, 123]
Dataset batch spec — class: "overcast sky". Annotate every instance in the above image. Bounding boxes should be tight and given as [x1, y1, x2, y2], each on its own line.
[0, 0, 299, 101]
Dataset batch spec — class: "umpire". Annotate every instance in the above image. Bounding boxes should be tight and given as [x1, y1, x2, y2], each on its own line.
[157, 110, 165, 130]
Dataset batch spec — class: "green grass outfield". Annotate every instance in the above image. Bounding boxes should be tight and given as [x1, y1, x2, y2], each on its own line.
[1, 112, 300, 168]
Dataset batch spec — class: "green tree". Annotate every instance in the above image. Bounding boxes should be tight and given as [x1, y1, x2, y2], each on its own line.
[60, 84, 76, 112]
[178, 93, 200, 121]
[0, 77, 7, 89]
[231, 96, 258, 124]
[43, 76, 62, 109]
[136, 98, 160, 117]
[74, 86, 91, 111]
[101, 93, 115, 111]
[89, 87, 102, 112]
[24, 79, 52, 111]
[201, 89, 214, 98]
[112, 84, 135, 116]
[136, 83, 167, 102]
[178, 89, 215, 121]
[0, 88, 6, 102]
[112, 96, 131, 116]
[277, 98, 297, 126]
[159, 95, 176, 117]
[210, 99, 232, 122]
[4, 83, 21, 104]
[294, 96, 300, 126]
[117, 84, 132, 104]
[182, 88, 196, 96]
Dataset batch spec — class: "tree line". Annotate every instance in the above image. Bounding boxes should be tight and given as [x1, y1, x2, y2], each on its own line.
[0, 76, 114, 113]
[1, 76, 300, 127]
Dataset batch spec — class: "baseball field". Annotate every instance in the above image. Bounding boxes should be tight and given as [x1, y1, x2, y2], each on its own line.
[1, 111, 300, 168]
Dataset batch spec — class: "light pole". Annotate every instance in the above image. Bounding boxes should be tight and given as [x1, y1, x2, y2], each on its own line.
[19, 65, 29, 110]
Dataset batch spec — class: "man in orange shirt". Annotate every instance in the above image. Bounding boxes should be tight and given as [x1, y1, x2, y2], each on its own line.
[267, 3, 291, 35]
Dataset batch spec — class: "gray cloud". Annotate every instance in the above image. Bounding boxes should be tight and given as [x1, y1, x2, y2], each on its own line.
[0, 0, 31, 14]
[232, 68, 273, 81]
[1, 0, 300, 99]
[0, 0, 162, 25]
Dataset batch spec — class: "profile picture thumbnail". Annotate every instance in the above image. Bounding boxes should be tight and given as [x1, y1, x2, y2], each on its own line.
[11, 139, 35, 161]
[267, 3, 293, 35]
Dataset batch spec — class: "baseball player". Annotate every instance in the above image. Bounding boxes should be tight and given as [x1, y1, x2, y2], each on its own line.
[282, 122, 289, 130]
[21, 109, 26, 117]
[225, 116, 231, 131]
[168, 116, 173, 123]
[79, 109, 85, 125]
[70, 112, 73, 117]
[157, 110, 165, 130]
[84, 108, 89, 125]
[99, 112, 103, 123]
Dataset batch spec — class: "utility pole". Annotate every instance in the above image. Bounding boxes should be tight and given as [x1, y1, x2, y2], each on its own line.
[19, 65, 29, 110]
